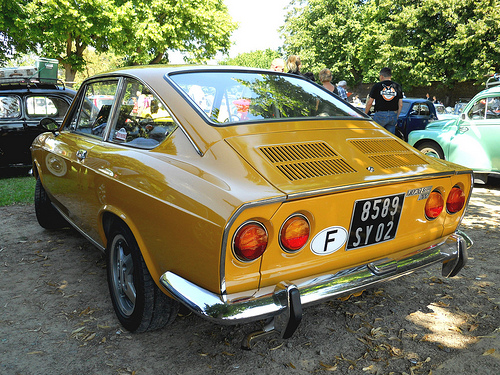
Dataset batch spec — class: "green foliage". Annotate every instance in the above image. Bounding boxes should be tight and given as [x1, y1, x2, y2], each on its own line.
[73, 49, 125, 88]
[114, 0, 237, 65]
[0, 0, 24, 64]
[381, 0, 500, 87]
[281, 0, 500, 88]
[220, 49, 282, 69]
[3, 0, 236, 82]
[0, 176, 36, 206]
[282, 0, 369, 84]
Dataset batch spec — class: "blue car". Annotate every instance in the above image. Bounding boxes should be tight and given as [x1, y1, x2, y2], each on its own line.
[396, 98, 438, 141]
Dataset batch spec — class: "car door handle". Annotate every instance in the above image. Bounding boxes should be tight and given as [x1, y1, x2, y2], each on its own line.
[76, 149, 87, 160]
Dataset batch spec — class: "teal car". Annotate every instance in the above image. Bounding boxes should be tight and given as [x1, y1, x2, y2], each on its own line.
[409, 75, 500, 184]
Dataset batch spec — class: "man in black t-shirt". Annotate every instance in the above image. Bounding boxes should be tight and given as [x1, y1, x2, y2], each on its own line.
[364, 67, 403, 134]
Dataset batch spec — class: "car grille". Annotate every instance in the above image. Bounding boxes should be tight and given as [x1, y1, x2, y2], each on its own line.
[349, 138, 428, 169]
[259, 142, 357, 181]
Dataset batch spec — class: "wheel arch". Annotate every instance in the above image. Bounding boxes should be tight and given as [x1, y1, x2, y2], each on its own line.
[32, 163, 39, 179]
[100, 209, 165, 292]
[413, 139, 445, 159]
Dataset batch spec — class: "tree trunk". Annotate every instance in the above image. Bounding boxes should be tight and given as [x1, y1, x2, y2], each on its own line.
[62, 62, 77, 87]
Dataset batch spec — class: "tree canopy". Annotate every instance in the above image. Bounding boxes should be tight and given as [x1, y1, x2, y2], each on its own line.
[220, 49, 282, 69]
[1, 0, 236, 83]
[281, 0, 500, 88]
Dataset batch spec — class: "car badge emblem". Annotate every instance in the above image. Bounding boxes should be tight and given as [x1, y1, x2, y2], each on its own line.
[367, 166, 375, 172]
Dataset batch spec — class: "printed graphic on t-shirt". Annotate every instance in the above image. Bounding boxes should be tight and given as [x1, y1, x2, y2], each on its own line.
[380, 84, 397, 101]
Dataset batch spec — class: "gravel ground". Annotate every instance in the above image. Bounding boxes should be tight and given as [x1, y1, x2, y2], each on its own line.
[1, 178, 499, 375]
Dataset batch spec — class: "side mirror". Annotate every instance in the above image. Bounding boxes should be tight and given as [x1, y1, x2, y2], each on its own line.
[38, 117, 60, 132]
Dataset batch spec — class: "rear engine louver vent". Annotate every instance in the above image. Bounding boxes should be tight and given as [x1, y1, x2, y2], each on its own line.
[260, 142, 356, 181]
[349, 138, 427, 169]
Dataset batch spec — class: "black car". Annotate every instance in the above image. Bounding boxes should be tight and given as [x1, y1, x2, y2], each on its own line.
[0, 77, 76, 168]
[396, 98, 438, 141]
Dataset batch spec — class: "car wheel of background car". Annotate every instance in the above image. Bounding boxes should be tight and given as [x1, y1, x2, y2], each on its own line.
[34, 177, 68, 230]
[473, 173, 489, 185]
[416, 142, 444, 159]
[106, 221, 179, 333]
[395, 128, 405, 141]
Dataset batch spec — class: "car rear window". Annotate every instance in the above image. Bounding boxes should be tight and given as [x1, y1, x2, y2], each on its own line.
[0, 95, 21, 119]
[169, 71, 363, 125]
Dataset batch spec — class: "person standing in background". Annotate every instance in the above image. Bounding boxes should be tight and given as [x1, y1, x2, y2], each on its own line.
[318, 68, 339, 95]
[270, 58, 285, 72]
[337, 80, 348, 101]
[286, 55, 302, 76]
[364, 67, 403, 134]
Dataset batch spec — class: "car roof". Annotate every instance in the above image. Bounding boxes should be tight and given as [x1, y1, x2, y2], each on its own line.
[480, 85, 500, 95]
[0, 78, 76, 96]
[402, 98, 434, 104]
[87, 65, 294, 83]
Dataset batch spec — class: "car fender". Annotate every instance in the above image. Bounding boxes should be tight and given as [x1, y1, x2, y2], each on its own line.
[97, 204, 167, 289]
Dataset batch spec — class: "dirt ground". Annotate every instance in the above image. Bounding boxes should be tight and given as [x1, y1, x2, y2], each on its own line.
[1, 178, 500, 375]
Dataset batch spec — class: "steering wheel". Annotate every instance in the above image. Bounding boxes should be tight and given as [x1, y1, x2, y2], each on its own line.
[91, 115, 107, 135]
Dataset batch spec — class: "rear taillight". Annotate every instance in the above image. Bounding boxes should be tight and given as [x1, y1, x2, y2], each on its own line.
[425, 190, 444, 219]
[446, 186, 466, 213]
[280, 215, 310, 252]
[233, 222, 268, 262]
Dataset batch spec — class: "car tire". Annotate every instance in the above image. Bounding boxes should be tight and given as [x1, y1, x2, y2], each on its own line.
[416, 142, 444, 159]
[473, 173, 488, 185]
[34, 177, 67, 229]
[106, 222, 179, 333]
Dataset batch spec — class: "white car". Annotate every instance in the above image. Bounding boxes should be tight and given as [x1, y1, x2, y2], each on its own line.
[434, 103, 457, 120]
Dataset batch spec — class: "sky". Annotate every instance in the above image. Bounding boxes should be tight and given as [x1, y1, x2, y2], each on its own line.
[169, 0, 290, 63]
[224, 0, 290, 57]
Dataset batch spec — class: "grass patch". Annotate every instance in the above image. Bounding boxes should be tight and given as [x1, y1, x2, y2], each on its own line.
[0, 176, 36, 206]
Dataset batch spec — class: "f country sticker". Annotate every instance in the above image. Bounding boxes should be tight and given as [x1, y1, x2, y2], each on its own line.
[310, 226, 348, 255]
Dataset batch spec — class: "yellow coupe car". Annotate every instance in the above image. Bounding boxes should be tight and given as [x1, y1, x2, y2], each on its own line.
[31, 66, 472, 346]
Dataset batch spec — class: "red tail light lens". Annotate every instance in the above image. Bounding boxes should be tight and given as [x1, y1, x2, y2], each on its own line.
[425, 190, 444, 219]
[233, 222, 268, 261]
[280, 215, 310, 252]
[447, 186, 466, 213]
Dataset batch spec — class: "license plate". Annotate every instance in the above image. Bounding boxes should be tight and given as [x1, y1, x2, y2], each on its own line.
[347, 193, 405, 250]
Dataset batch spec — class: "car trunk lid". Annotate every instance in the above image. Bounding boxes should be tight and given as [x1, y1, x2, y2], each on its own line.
[224, 121, 455, 197]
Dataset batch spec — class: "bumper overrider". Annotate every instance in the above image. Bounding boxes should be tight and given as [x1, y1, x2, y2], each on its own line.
[160, 231, 472, 345]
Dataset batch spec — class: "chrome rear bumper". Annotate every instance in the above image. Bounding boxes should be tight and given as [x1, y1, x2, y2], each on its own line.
[160, 231, 471, 335]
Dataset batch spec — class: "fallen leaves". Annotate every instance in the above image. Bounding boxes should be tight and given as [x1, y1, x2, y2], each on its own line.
[319, 361, 338, 371]
[71, 326, 97, 342]
[483, 348, 496, 356]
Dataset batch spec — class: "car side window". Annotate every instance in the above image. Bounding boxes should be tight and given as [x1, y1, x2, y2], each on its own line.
[411, 103, 430, 116]
[67, 80, 119, 138]
[109, 78, 175, 149]
[468, 98, 488, 120]
[26, 96, 70, 118]
[0, 96, 21, 119]
[468, 97, 500, 120]
[419, 104, 430, 116]
[485, 97, 500, 119]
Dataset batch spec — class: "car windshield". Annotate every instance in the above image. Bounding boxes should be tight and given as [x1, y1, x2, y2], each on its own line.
[435, 105, 445, 114]
[169, 71, 363, 125]
[401, 101, 411, 113]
